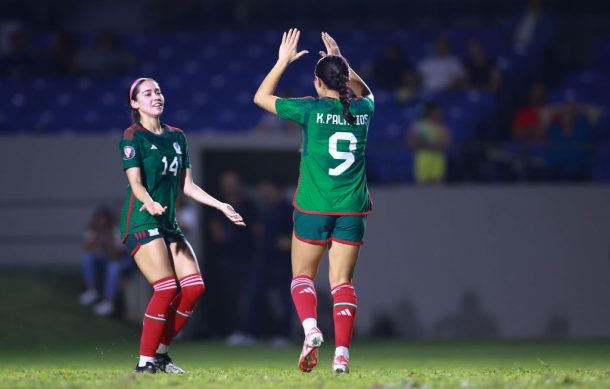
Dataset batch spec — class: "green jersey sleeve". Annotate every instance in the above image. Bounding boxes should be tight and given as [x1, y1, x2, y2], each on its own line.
[119, 137, 142, 170]
[361, 95, 374, 112]
[275, 97, 316, 125]
[181, 133, 191, 169]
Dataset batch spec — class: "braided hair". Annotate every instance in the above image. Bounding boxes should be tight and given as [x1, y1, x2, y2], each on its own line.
[315, 55, 355, 125]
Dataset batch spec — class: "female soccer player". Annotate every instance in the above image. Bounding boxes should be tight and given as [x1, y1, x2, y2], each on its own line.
[120, 78, 245, 373]
[254, 30, 374, 374]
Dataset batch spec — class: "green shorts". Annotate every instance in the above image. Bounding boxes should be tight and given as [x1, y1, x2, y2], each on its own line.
[123, 227, 186, 257]
[293, 210, 367, 246]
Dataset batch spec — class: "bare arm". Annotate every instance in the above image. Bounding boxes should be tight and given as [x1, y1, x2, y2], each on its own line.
[319, 32, 373, 98]
[182, 168, 245, 226]
[253, 28, 309, 114]
[125, 167, 166, 216]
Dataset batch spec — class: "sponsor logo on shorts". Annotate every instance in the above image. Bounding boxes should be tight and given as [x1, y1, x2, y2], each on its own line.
[123, 146, 136, 160]
[148, 228, 159, 236]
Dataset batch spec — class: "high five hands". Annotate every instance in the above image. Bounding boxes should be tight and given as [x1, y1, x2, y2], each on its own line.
[278, 28, 309, 64]
[278, 29, 342, 64]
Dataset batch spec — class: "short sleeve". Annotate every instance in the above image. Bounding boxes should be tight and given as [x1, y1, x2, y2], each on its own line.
[119, 137, 142, 170]
[182, 134, 191, 169]
[275, 98, 314, 125]
[362, 95, 375, 112]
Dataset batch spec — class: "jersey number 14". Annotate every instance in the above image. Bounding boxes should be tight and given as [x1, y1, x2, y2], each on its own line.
[161, 156, 179, 176]
[328, 132, 357, 176]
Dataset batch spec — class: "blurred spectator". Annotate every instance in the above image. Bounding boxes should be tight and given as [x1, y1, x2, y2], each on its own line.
[207, 171, 261, 343]
[435, 290, 499, 339]
[406, 102, 452, 185]
[464, 38, 501, 91]
[545, 99, 598, 181]
[509, 0, 554, 54]
[512, 81, 549, 144]
[417, 35, 465, 94]
[0, 28, 37, 79]
[78, 206, 134, 316]
[373, 42, 414, 90]
[43, 32, 78, 77]
[243, 180, 293, 345]
[76, 31, 136, 77]
[395, 69, 420, 103]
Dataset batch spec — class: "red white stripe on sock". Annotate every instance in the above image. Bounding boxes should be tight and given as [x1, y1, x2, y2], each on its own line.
[291, 275, 317, 322]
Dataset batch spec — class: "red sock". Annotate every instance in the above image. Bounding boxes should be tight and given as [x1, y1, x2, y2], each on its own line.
[332, 283, 357, 348]
[290, 275, 317, 322]
[160, 273, 205, 346]
[140, 276, 178, 357]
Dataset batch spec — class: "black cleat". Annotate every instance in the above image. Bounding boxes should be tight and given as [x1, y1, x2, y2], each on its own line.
[155, 353, 185, 374]
[133, 361, 157, 374]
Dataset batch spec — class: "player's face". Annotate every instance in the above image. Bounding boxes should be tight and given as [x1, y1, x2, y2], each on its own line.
[131, 80, 164, 118]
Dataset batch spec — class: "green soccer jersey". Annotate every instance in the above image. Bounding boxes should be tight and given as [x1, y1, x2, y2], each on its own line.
[118, 123, 191, 240]
[275, 96, 374, 215]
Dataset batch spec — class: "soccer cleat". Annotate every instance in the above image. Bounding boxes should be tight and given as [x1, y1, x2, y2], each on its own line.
[298, 328, 324, 373]
[133, 361, 157, 374]
[332, 355, 349, 374]
[155, 353, 185, 374]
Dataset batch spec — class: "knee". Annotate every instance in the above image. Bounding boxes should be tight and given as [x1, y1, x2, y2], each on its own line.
[179, 274, 206, 305]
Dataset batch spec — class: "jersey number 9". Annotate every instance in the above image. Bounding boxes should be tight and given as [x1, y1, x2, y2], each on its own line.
[328, 132, 357, 176]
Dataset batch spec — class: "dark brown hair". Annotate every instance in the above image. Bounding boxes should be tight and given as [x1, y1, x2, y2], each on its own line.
[127, 77, 155, 123]
[315, 55, 355, 125]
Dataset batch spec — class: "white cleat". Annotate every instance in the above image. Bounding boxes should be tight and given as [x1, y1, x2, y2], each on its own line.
[332, 355, 349, 374]
[298, 328, 324, 372]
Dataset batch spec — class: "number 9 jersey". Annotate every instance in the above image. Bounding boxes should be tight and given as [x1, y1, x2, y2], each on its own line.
[275, 96, 374, 215]
[118, 123, 190, 241]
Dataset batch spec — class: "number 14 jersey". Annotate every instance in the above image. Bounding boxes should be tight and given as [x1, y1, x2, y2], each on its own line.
[118, 123, 191, 241]
[276, 96, 374, 215]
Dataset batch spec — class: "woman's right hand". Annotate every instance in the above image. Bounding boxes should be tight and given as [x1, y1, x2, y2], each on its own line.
[139, 200, 167, 216]
[278, 28, 308, 65]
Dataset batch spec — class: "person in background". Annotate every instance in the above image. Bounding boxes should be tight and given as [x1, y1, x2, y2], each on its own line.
[78, 206, 134, 316]
[509, 0, 554, 54]
[406, 102, 452, 185]
[77, 31, 136, 77]
[244, 179, 293, 346]
[464, 38, 502, 92]
[545, 98, 598, 181]
[512, 81, 549, 144]
[417, 35, 465, 94]
[207, 171, 261, 345]
[373, 42, 414, 90]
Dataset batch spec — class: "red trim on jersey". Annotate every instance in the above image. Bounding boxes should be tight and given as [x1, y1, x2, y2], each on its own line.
[165, 124, 184, 133]
[131, 243, 142, 257]
[330, 237, 364, 246]
[121, 193, 135, 243]
[293, 232, 330, 246]
[123, 123, 145, 140]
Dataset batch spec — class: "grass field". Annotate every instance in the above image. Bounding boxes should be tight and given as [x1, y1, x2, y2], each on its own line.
[2, 269, 610, 388]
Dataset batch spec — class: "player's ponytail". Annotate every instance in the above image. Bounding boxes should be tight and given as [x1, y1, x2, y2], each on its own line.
[315, 55, 356, 126]
[127, 77, 151, 123]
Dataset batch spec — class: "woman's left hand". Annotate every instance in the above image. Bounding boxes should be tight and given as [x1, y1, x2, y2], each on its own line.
[220, 203, 246, 227]
[278, 28, 309, 65]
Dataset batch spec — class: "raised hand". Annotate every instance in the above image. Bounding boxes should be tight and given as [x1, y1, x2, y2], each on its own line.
[221, 203, 246, 227]
[278, 28, 309, 65]
[139, 200, 167, 216]
[319, 31, 341, 58]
